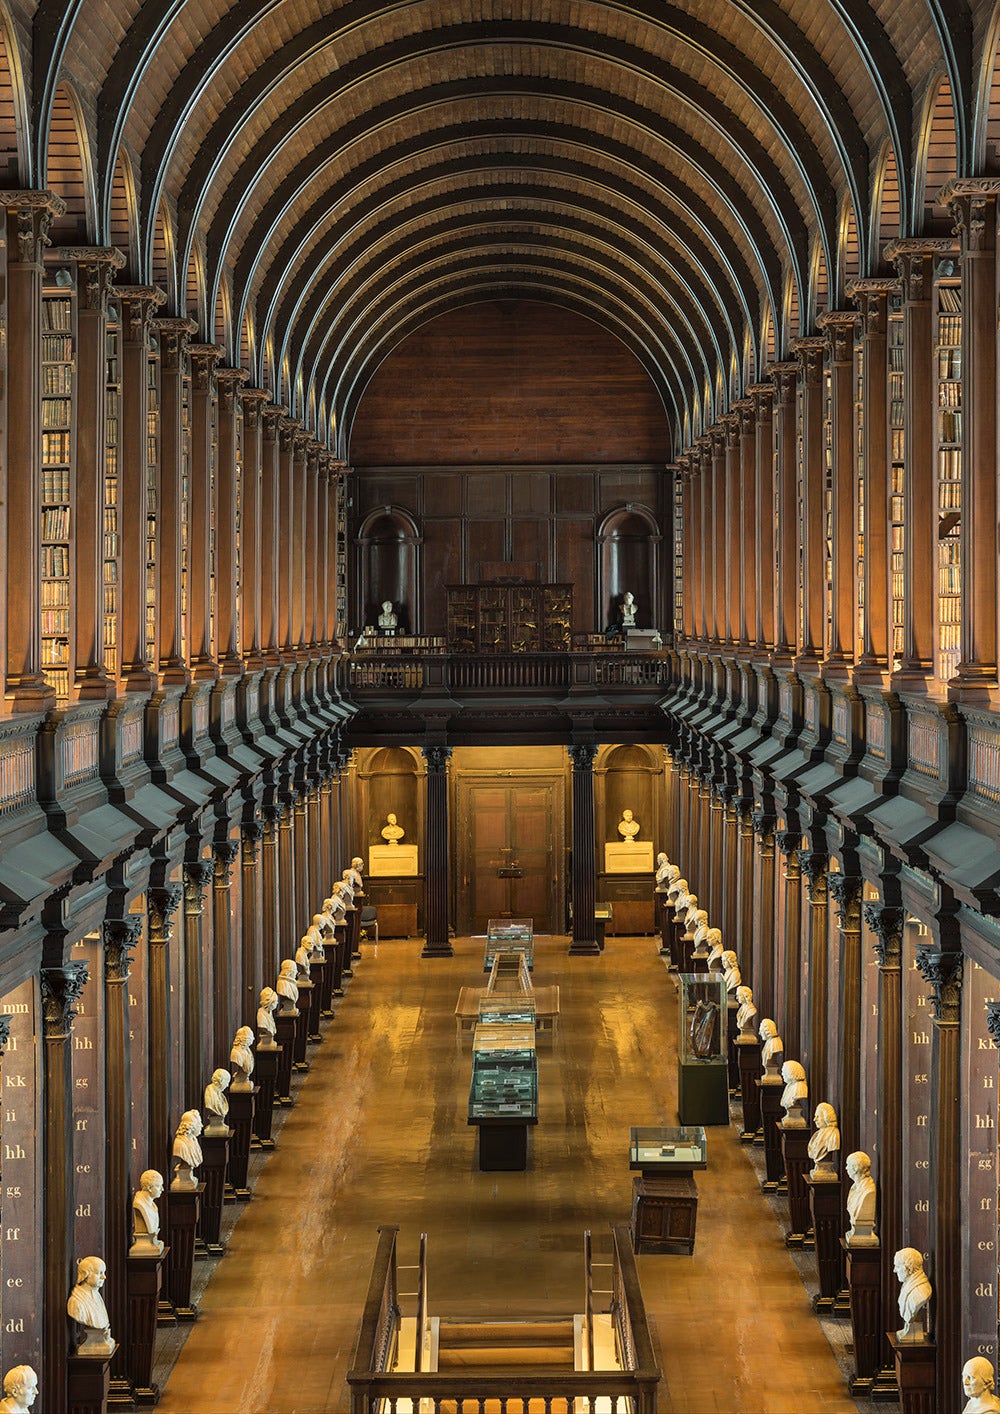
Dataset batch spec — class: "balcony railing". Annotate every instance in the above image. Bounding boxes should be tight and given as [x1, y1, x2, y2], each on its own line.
[348, 648, 669, 696]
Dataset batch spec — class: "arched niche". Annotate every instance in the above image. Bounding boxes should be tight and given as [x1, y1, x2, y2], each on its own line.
[597, 505, 661, 632]
[357, 505, 421, 632]
[597, 744, 659, 846]
[357, 746, 422, 857]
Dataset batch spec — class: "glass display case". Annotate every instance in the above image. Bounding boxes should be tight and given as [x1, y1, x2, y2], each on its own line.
[468, 1021, 538, 1170]
[483, 919, 534, 972]
[628, 1126, 707, 1175]
[478, 996, 536, 1026]
[677, 974, 730, 1125]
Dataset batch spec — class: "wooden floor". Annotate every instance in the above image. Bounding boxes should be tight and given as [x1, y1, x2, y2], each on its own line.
[156, 935, 862, 1413]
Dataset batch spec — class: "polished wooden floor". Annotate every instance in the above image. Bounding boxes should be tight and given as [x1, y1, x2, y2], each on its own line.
[156, 935, 862, 1413]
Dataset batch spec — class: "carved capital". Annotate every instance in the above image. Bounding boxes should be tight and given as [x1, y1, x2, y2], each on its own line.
[241, 819, 265, 858]
[828, 873, 862, 930]
[213, 839, 240, 884]
[767, 360, 799, 405]
[0, 1016, 11, 1054]
[54, 247, 126, 313]
[40, 962, 89, 1038]
[817, 309, 858, 361]
[240, 387, 269, 431]
[747, 381, 774, 419]
[0, 191, 65, 263]
[117, 285, 166, 343]
[774, 829, 799, 859]
[262, 404, 285, 440]
[103, 915, 142, 981]
[846, 279, 899, 338]
[568, 743, 598, 771]
[278, 415, 299, 452]
[863, 902, 903, 968]
[148, 884, 182, 942]
[884, 239, 956, 302]
[423, 744, 452, 773]
[985, 1001, 1000, 1051]
[183, 858, 214, 910]
[915, 947, 963, 1026]
[216, 365, 248, 415]
[791, 337, 826, 386]
[153, 316, 197, 373]
[799, 851, 828, 902]
[941, 178, 1000, 254]
[189, 342, 223, 394]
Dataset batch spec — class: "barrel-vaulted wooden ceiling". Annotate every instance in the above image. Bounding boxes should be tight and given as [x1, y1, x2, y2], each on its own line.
[11, 1, 1000, 456]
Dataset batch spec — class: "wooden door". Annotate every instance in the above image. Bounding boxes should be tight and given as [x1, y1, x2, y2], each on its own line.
[459, 779, 561, 934]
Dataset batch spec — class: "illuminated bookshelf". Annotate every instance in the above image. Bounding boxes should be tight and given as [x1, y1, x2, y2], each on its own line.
[146, 343, 159, 659]
[888, 291, 905, 669]
[104, 310, 120, 680]
[854, 335, 865, 661]
[934, 269, 962, 684]
[41, 286, 75, 702]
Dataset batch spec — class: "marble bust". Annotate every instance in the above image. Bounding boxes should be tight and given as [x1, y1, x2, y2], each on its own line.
[67, 1256, 114, 1355]
[722, 950, 741, 993]
[277, 959, 300, 1011]
[845, 1151, 878, 1246]
[257, 986, 278, 1045]
[655, 851, 671, 885]
[669, 878, 689, 911]
[963, 1357, 1000, 1413]
[381, 812, 404, 845]
[759, 1018, 784, 1076]
[705, 929, 724, 967]
[894, 1247, 932, 1342]
[807, 1102, 840, 1178]
[780, 1060, 808, 1125]
[295, 940, 312, 979]
[377, 600, 397, 631]
[617, 809, 640, 841]
[308, 916, 327, 957]
[348, 856, 365, 894]
[204, 1068, 231, 1134]
[0, 1366, 37, 1414]
[340, 868, 356, 902]
[326, 887, 347, 926]
[735, 985, 757, 1038]
[172, 1110, 204, 1189]
[230, 1025, 255, 1088]
[620, 590, 636, 627]
[130, 1169, 164, 1256]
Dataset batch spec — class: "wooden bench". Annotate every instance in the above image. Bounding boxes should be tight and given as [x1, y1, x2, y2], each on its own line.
[454, 985, 560, 1041]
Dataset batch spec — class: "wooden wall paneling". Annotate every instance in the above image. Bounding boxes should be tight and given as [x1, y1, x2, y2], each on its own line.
[468, 520, 507, 580]
[555, 472, 595, 516]
[901, 922, 933, 1259]
[421, 472, 462, 517]
[421, 517, 464, 626]
[960, 959, 999, 1367]
[510, 517, 550, 578]
[555, 517, 597, 633]
[464, 472, 507, 517]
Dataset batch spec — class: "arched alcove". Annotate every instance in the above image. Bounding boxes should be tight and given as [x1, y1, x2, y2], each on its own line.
[44, 82, 94, 245]
[357, 506, 421, 632]
[109, 147, 139, 280]
[597, 505, 661, 633]
[916, 73, 958, 232]
[871, 140, 902, 267]
[0, 9, 27, 187]
[151, 199, 174, 305]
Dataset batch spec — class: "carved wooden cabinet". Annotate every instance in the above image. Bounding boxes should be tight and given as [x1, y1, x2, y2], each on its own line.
[447, 583, 572, 653]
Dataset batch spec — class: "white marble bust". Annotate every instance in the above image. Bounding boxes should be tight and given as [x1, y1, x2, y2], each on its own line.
[759, 1018, 784, 1076]
[620, 590, 636, 627]
[295, 940, 312, 979]
[617, 808, 640, 841]
[67, 1256, 114, 1355]
[845, 1151, 878, 1246]
[308, 916, 327, 957]
[705, 929, 724, 967]
[780, 1060, 808, 1125]
[377, 600, 397, 630]
[172, 1110, 204, 1189]
[807, 1102, 840, 1178]
[0, 1365, 37, 1414]
[963, 1358, 1000, 1413]
[130, 1169, 165, 1256]
[381, 812, 404, 844]
[328, 883, 348, 924]
[277, 959, 300, 1011]
[348, 856, 365, 893]
[230, 1026, 255, 1088]
[894, 1247, 932, 1342]
[655, 851, 671, 885]
[735, 985, 757, 1038]
[204, 1068, 231, 1134]
[669, 879, 689, 912]
[722, 950, 741, 993]
[340, 869, 356, 904]
[257, 986, 278, 1045]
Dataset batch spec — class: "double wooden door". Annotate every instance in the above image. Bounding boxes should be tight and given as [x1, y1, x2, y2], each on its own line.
[457, 777, 563, 935]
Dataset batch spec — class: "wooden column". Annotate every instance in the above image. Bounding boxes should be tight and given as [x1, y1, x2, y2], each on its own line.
[102, 916, 142, 1400]
[679, 458, 694, 641]
[278, 795, 297, 950]
[240, 821, 265, 1022]
[316, 461, 332, 650]
[422, 745, 454, 957]
[736, 806, 756, 969]
[737, 399, 755, 647]
[708, 788, 725, 923]
[117, 287, 163, 689]
[793, 338, 827, 666]
[154, 317, 196, 683]
[721, 795, 739, 948]
[260, 407, 282, 664]
[696, 440, 710, 641]
[277, 417, 296, 658]
[290, 432, 309, 652]
[181, 859, 214, 1106]
[1, 192, 64, 708]
[749, 383, 774, 650]
[147, 886, 181, 1177]
[216, 368, 247, 676]
[40, 962, 89, 1413]
[829, 874, 863, 1162]
[799, 852, 829, 1099]
[851, 280, 897, 673]
[775, 831, 803, 1058]
[752, 812, 777, 1019]
[864, 902, 904, 1383]
[187, 344, 222, 679]
[293, 787, 309, 933]
[239, 390, 268, 669]
[771, 363, 799, 658]
[304, 445, 320, 650]
[723, 414, 740, 645]
[818, 312, 858, 667]
[60, 248, 125, 699]
[261, 803, 282, 986]
[915, 945, 963, 1410]
[886, 240, 954, 684]
[212, 841, 240, 1070]
[942, 179, 999, 690]
[568, 743, 599, 954]
[709, 429, 725, 643]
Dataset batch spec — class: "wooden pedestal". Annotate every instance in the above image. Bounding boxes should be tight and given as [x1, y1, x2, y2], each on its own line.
[654, 889, 672, 957]
[68, 1348, 115, 1414]
[198, 1130, 231, 1253]
[311, 955, 332, 1019]
[689, 944, 708, 974]
[227, 1086, 256, 1197]
[166, 1186, 203, 1320]
[737, 1038, 762, 1139]
[293, 981, 313, 1067]
[726, 1000, 739, 1092]
[274, 1011, 298, 1102]
[252, 1044, 279, 1147]
[806, 1174, 845, 1311]
[341, 921, 354, 977]
[669, 918, 685, 971]
[630, 1174, 698, 1254]
[330, 926, 346, 993]
[843, 1239, 882, 1394]
[758, 1079, 785, 1190]
[889, 1334, 935, 1414]
[476, 1121, 529, 1171]
[678, 1060, 730, 1126]
[779, 1124, 813, 1247]
[349, 902, 363, 957]
[126, 1250, 167, 1405]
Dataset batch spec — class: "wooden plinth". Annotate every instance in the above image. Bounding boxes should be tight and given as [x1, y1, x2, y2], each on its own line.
[475, 1121, 529, 1171]
[293, 982, 313, 1067]
[678, 1060, 730, 1126]
[779, 1124, 813, 1247]
[348, 903, 363, 957]
[669, 918, 685, 971]
[689, 945, 708, 975]
[311, 956, 332, 1019]
[726, 1001, 739, 1092]
[274, 1012, 298, 1102]
[631, 1174, 698, 1254]
[198, 1131, 231, 1253]
[166, 1185, 203, 1319]
[330, 927, 346, 994]
[68, 1347, 115, 1414]
[843, 1239, 882, 1394]
[806, 1174, 845, 1309]
[757, 1079, 784, 1189]
[252, 1045, 279, 1146]
[655, 891, 672, 957]
[227, 1086, 256, 1197]
[737, 1038, 762, 1139]
[888, 1334, 935, 1414]
[126, 1250, 167, 1405]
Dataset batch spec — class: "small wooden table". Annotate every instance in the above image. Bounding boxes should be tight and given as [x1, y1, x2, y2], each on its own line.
[628, 1125, 706, 1255]
[455, 985, 560, 1040]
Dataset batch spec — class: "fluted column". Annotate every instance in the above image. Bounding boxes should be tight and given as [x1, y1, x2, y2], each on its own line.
[291, 433, 309, 652]
[722, 414, 740, 645]
[59, 248, 125, 698]
[749, 383, 774, 651]
[216, 368, 248, 675]
[422, 745, 453, 957]
[241, 820, 265, 1017]
[187, 344, 222, 679]
[277, 418, 296, 658]
[260, 407, 282, 664]
[147, 885, 181, 1174]
[568, 744, 599, 954]
[799, 852, 829, 1098]
[737, 399, 755, 647]
[752, 812, 776, 1018]
[304, 446, 320, 650]
[914, 944, 963, 1408]
[851, 280, 897, 674]
[1, 192, 64, 708]
[154, 317, 196, 683]
[239, 390, 268, 669]
[278, 793, 297, 949]
[40, 963, 89, 1411]
[182, 859, 214, 1104]
[775, 831, 803, 1057]
[771, 363, 799, 658]
[212, 841, 240, 1069]
[261, 803, 282, 985]
[696, 440, 710, 641]
[818, 312, 857, 667]
[942, 180, 999, 690]
[829, 873, 863, 1160]
[793, 338, 827, 666]
[103, 916, 141, 1396]
[709, 430, 725, 643]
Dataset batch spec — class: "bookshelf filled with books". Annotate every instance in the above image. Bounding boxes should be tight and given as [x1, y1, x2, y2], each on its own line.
[853, 336, 865, 661]
[888, 291, 905, 669]
[146, 344, 159, 661]
[41, 287, 75, 702]
[336, 472, 347, 643]
[935, 272, 962, 684]
[673, 467, 684, 641]
[822, 363, 833, 656]
[104, 311, 120, 680]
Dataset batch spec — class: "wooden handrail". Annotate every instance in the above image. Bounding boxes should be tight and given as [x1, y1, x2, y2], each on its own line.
[347, 1225, 400, 1382]
[584, 1228, 594, 1372]
[414, 1231, 427, 1373]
